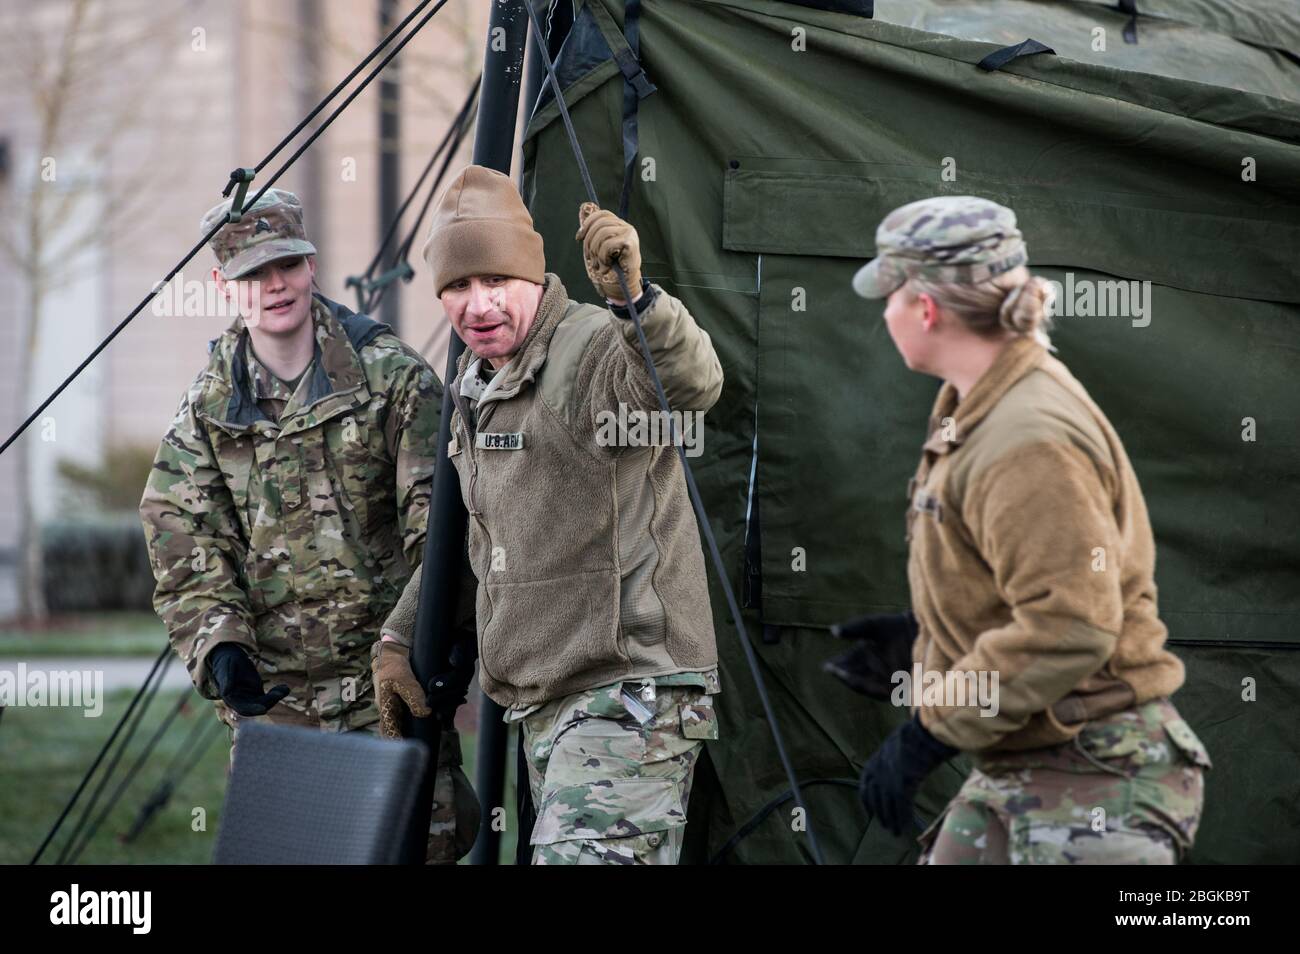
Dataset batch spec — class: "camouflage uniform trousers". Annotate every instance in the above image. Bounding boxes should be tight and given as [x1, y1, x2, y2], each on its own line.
[513, 679, 718, 865]
[223, 705, 470, 865]
[918, 697, 1211, 864]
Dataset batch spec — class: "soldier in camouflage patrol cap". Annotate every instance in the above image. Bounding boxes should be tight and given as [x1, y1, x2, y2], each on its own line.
[839, 194, 1209, 864]
[140, 187, 479, 862]
[199, 188, 319, 280]
[851, 195, 1028, 300]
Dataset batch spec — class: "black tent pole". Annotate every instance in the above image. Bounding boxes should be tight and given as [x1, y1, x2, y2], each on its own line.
[403, 0, 529, 866]
[464, 0, 560, 869]
[465, 0, 536, 868]
[473, 0, 578, 868]
[377, 0, 404, 332]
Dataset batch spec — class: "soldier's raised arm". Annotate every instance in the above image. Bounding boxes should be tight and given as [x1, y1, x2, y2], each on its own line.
[574, 205, 724, 418]
[139, 389, 257, 699]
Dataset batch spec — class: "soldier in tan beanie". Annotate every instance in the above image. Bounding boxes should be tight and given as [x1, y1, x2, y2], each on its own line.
[374, 164, 725, 864]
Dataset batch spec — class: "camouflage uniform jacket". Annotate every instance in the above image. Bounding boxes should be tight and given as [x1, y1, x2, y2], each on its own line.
[139, 294, 443, 730]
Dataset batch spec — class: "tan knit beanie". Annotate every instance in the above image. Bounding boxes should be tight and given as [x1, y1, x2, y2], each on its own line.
[421, 165, 546, 294]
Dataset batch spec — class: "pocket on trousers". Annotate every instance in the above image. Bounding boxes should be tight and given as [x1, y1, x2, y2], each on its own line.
[1163, 718, 1213, 770]
[1011, 821, 1177, 865]
[916, 802, 954, 862]
[679, 696, 719, 740]
[530, 777, 685, 846]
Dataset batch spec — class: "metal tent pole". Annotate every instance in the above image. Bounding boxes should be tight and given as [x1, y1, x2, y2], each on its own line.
[377, 0, 403, 331]
[403, 0, 529, 866]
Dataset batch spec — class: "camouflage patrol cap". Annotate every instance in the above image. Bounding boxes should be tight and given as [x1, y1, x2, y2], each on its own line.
[852, 195, 1027, 299]
[200, 187, 317, 280]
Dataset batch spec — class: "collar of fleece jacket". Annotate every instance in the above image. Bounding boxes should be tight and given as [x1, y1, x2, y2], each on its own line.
[922, 335, 1047, 457]
[452, 272, 571, 398]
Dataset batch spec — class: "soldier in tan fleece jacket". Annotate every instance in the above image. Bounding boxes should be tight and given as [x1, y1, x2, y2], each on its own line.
[842, 195, 1211, 864]
[372, 165, 724, 864]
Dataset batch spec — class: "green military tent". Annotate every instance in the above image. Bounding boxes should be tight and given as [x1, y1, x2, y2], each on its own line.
[517, 0, 1300, 863]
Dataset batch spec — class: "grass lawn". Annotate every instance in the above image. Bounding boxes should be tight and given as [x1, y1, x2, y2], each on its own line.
[2, 688, 231, 864]
[0, 612, 168, 657]
[1, 686, 518, 864]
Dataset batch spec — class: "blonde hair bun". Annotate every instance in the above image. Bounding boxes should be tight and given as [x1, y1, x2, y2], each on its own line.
[998, 275, 1055, 344]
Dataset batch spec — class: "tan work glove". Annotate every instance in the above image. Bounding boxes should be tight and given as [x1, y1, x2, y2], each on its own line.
[371, 639, 430, 740]
[576, 202, 642, 303]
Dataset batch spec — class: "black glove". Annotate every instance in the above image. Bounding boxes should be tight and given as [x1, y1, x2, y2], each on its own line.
[859, 716, 957, 837]
[424, 636, 477, 723]
[823, 612, 918, 700]
[207, 643, 290, 717]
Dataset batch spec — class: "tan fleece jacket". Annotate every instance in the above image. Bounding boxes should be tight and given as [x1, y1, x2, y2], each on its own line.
[907, 335, 1185, 752]
[385, 273, 723, 708]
